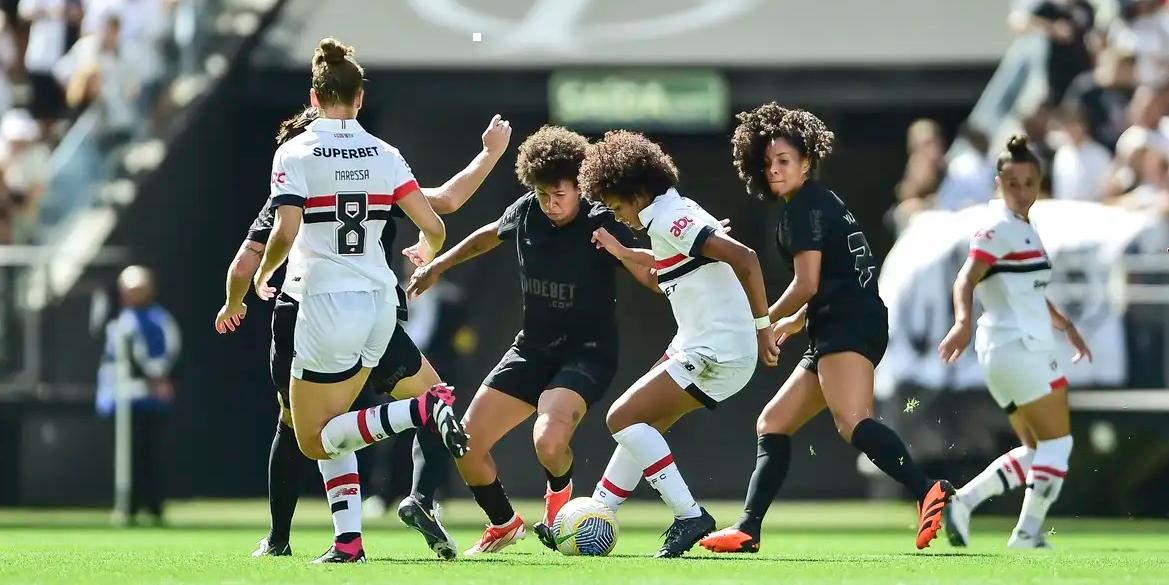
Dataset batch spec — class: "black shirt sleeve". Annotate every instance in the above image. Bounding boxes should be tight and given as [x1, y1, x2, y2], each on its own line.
[245, 201, 274, 244]
[787, 195, 824, 253]
[496, 193, 530, 241]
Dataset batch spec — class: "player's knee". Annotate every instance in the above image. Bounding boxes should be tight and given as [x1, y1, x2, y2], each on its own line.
[294, 429, 327, 460]
[533, 426, 572, 464]
[605, 403, 630, 434]
[831, 412, 864, 442]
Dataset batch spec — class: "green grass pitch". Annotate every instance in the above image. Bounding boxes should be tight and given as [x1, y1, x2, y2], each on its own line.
[1, 499, 1166, 584]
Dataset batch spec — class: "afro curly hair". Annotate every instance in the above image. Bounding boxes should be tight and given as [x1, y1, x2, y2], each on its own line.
[731, 103, 835, 200]
[578, 130, 679, 204]
[514, 125, 590, 189]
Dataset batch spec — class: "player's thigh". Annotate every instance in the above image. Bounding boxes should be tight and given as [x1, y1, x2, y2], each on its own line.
[606, 361, 703, 434]
[1007, 410, 1038, 449]
[816, 351, 877, 441]
[289, 367, 372, 459]
[1014, 386, 1071, 440]
[758, 365, 827, 436]
[388, 356, 440, 400]
[461, 385, 536, 455]
[533, 387, 588, 451]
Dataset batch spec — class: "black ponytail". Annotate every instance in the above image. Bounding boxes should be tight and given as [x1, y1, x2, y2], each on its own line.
[996, 134, 1041, 173]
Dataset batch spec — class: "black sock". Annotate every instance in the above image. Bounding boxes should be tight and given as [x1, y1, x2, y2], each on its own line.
[544, 462, 573, 492]
[469, 479, 515, 526]
[410, 426, 449, 509]
[736, 434, 791, 538]
[409, 395, 424, 428]
[850, 418, 932, 501]
[268, 420, 307, 544]
[336, 532, 360, 544]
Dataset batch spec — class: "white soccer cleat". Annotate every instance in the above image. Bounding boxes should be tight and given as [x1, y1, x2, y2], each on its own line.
[464, 514, 526, 556]
[1007, 530, 1052, 549]
[943, 497, 972, 547]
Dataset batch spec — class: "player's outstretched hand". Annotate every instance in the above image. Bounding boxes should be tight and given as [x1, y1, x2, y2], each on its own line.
[938, 322, 972, 364]
[406, 264, 440, 298]
[253, 272, 277, 301]
[758, 326, 779, 367]
[214, 302, 247, 334]
[718, 218, 732, 234]
[482, 114, 512, 158]
[1065, 324, 1094, 363]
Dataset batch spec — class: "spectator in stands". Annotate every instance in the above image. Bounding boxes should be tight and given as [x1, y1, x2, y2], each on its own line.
[0, 109, 51, 242]
[1063, 46, 1138, 150]
[1052, 104, 1113, 202]
[1114, 143, 1169, 212]
[95, 265, 181, 525]
[1010, 0, 1099, 105]
[936, 123, 996, 210]
[55, 13, 146, 146]
[19, 0, 72, 138]
[888, 119, 947, 232]
[1108, 0, 1169, 89]
[1021, 105, 1058, 194]
[0, 13, 17, 116]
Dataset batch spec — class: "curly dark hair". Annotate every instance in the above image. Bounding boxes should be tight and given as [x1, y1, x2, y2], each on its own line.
[731, 102, 835, 200]
[578, 130, 679, 203]
[514, 125, 590, 189]
[275, 106, 318, 145]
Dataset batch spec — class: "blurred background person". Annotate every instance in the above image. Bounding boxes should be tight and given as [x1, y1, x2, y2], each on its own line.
[1010, 0, 1099, 105]
[1052, 104, 1113, 202]
[888, 118, 947, 232]
[95, 265, 181, 525]
[1062, 45, 1138, 150]
[936, 123, 996, 211]
[54, 13, 146, 147]
[0, 108, 51, 242]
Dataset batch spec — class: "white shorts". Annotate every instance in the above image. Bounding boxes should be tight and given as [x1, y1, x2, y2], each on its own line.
[664, 346, 756, 409]
[976, 339, 1068, 414]
[292, 289, 397, 382]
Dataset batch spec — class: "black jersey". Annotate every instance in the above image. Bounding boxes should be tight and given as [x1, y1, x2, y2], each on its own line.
[776, 180, 882, 314]
[496, 193, 638, 352]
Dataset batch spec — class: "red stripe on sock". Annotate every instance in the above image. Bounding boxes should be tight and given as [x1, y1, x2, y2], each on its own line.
[643, 453, 674, 477]
[1050, 377, 1069, 391]
[324, 473, 360, 491]
[1031, 465, 1067, 478]
[356, 407, 375, 444]
[1008, 455, 1025, 484]
[601, 477, 632, 498]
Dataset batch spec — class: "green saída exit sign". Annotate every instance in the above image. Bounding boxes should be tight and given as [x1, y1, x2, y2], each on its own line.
[549, 70, 729, 133]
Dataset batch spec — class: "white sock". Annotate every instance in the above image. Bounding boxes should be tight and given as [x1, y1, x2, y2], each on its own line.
[612, 423, 700, 519]
[320, 400, 417, 457]
[593, 446, 641, 511]
[319, 454, 362, 538]
[958, 445, 1035, 510]
[1016, 435, 1072, 537]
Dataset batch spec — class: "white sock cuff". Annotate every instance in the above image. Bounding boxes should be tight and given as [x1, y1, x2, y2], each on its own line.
[319, 452, 358, 478]
[1008, 444, 1036, 467]
[385, 400, 417, 434]
[612, 422, 655, 445]
[1031, 435, 1073, 477]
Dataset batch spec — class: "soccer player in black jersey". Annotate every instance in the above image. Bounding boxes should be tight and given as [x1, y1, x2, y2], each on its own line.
[700, 103, 953, 553]
[406, 126, 657, 555]
[214, 106, 512, 561]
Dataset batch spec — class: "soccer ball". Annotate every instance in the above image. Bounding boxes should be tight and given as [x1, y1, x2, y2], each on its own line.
[551, 497, 619, 556]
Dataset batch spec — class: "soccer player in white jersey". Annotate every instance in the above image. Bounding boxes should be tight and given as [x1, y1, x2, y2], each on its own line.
[938, 135, 1093, 549]
[582, 130, 778, 558]
[250, 38, 468, 563]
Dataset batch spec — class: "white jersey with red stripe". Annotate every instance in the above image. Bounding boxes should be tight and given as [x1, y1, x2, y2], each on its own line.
[968, 200, 1055, 352]
[638, 188, 755, 362]
[268, 118, 418, 300]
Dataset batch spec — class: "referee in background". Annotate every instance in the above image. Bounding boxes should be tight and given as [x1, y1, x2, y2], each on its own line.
[96, 266, 181, 525]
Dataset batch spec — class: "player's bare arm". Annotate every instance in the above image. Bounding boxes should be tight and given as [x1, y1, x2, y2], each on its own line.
[407, 220, 502, 298]
[590, 227, 660, 293]
[397, 187, 446, 265]
[699, 231, 778, 367]
[254, 206, 302, 301]
[1046, 299, 1093, 363]
[422, 115, 512, 214]
[767, 249, 820, 324]
[215, 240, 264, 333]
[939, 256, 991, 363]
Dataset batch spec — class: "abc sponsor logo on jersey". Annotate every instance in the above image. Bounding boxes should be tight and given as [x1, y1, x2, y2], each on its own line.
[271, 171, 286, 185]
[670, 216, 694, 238]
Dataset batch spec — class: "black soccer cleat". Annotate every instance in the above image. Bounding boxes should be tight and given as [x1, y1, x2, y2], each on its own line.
[419, 384, 469, 458]
[533, 521, 557, 552]
[655, 508, 716, 558]
[251, 537, 291, 557]
[311, 544, 366, 564]
[398, 495, 457, 560]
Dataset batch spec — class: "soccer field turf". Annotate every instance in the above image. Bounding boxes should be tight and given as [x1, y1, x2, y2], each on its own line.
[1, 499, 1166, 584]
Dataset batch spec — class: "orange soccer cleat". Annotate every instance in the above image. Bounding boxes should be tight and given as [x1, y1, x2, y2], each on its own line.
[464, 514, 526, 556]
[916, 480, 955, 550]
[542, 481, 573, 527]
[699, 527, 760, 553]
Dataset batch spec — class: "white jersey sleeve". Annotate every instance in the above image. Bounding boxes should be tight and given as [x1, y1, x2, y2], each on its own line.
[969, 220, 1014, 264]
[269, 143, 310, 208]
[647, 202, 717, 260]
[382, 141, 420, 203]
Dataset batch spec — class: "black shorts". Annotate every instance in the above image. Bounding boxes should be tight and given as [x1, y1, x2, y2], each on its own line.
[28, 72, 65, 121]
[483, 343, 616, 408]
[270, 293, 423, 404]
[798, 302, 889, 373]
